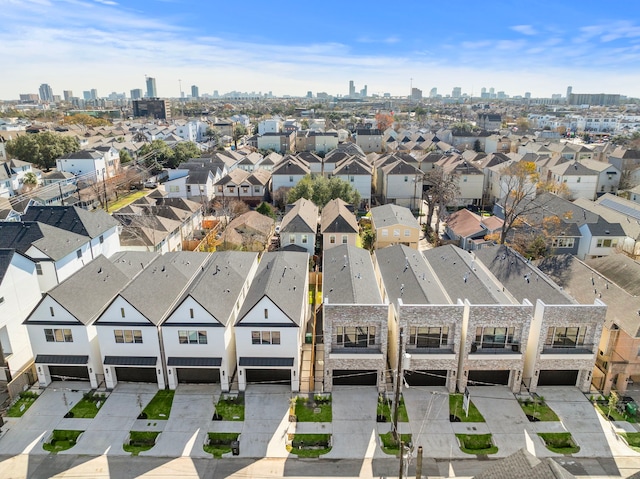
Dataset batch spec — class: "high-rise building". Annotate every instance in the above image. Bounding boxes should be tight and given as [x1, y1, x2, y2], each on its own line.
[91, 89, 98, 100]
[429, 87, 438, 98]
[360, 85, 368, 98]
[349, 80, 355, 97]
[524, 92, 531, 99]
[83, 91, 92, 101]
[191, 85, 199, 99]
[39, 83, 54, 102]
[306, 91, 313, 98]
[130, 89, 143, 100]
[63, 90, 73, 102]
[19, 93, 39, 103]
[146, 77, 157, 98]
[133, 98, 171, 120]
[452, 87, 462, 98]
[566, 86, 572, 103]
[411, 88, 422, 101]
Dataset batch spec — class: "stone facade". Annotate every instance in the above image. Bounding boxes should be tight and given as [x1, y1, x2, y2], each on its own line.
[323, 304, 390, 392]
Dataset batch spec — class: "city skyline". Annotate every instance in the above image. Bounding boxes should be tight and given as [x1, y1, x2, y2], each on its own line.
[3, 0, 640, 101]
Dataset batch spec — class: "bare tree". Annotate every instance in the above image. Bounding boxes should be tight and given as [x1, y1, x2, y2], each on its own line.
[497, 161, 539, 244]
[423, 168, 460, 243]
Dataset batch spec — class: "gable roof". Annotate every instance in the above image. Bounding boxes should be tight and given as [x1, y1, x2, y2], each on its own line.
[280, 198, 318, 234]
[0, 221, 89, 261]
[322, 244, 381, 305]
[236, 251, 309, 325]
[320, 198, 358, 234]
[370, 204, 420, 230]
[473, 448, 575, 479]
[21, 205, 119, 238]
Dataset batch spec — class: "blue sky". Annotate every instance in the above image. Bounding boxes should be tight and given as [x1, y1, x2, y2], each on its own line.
[3, 0, 640, 100]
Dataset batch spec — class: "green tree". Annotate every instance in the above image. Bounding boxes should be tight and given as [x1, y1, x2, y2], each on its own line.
[233, 124, 248, 150]
[22, 171, 38, 191]
[119, 149, 133, 164]
[300, 119, 310, 130]
[171, 142, 200, 168]
[6, 132, 79, 171]
[256, 201, 276, 219]
[205, 127, 220, 149]
[473, 139, 482, 152]
[138, 140, 175, 170]
[287, 175, 360, 208]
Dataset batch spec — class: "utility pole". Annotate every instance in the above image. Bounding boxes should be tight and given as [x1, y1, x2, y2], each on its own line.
[416, 446, 423, 479]
[393, 327, 404, 442]
[398, 440, 404, 479]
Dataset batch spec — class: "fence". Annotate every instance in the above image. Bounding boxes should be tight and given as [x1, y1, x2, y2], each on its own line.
[7, 362, 37, 400]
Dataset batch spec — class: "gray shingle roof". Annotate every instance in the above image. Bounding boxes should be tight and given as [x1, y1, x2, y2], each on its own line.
[370, 204, 420, 230]
[473, 448, 575, 479]
[320, 199, 358, 234]
[0, 221, 89, 261]
[280, 198, 318, 234]
[21, 205, 119, 239]
[322, 244, 381, 305]
[236, 251, 309, 326]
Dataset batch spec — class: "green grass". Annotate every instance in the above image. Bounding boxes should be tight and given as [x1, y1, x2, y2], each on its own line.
[449, 394, 485, 422]
[215, 394, 244, 421]
[287, 433, 332, 458]
[203, 432, 239, 458]
[456, 434, 498, 455]
[106, 190, 149, 213]
[379, 432, 412, 455]
[620, 432, 640, 452]
[67, 393, 107, 419]
[377, 395, 409, 422]
[42, 430, 83, 453]
[595, 402, 639, 423]
[294, 396, 332, 422]
[123, 431, 159, 456]
[538, 432, 580, 454]
[141, 390, 174, 420]
[6, 391, 39, 417]
[518, 399, 560, 421]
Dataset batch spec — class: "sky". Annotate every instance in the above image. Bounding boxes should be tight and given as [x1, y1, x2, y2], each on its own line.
[3, 0, 640, 101]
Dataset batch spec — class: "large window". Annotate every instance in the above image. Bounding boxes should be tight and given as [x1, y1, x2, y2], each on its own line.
[114, 329, 143, 344]
[178, 330, 207, 344]
[409, 326, 449, 348]
[545, 327, 585, 348]
[596, 238, 618, 248]
[336, 326, 376, 348]
[475, 327, 514, 348]
[44, 329, 73, 343]
[552, 237, 575, 248]
[251, 331, 281, 345]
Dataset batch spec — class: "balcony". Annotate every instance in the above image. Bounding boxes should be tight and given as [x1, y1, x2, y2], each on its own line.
[470, 342, 522, 355]
[330, 346, 382, 355]
[406, 345, 455, 355]
[541, 343, 594, 355]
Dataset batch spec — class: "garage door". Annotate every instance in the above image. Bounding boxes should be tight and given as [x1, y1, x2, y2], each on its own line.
[332, 370, 378, 386]
[245, 369, 291, 385]
[49, 365, 89, 381]
[538, 370, 579, 386]
[468, 370, 510, 386]
[115, 367, 157, 383]
[405, 370, 447, 387]
[176, 368, 220, 384]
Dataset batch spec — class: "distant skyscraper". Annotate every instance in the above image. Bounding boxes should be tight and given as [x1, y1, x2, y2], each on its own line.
[566, 86, 572, 104]
[191, 85, 199, 98]
[90, 89, 98, 100]
[452, 87, 462, 98]
[146, 77, 157, 98]
[360, 85, 368, 97]
[39, 83, 54, 102]
[83, 91, 92, 101]
[411, 88, 422, 101]
[130, 89, 143, 100]
[306, 91, 313, 98]
[63, 90, 73, 102]
[525, 92, 531, 99]
[349, 80, 355, 97]
[429, 87, 438, 98]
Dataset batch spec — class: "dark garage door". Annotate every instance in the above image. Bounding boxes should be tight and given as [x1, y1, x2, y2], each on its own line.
[115, 367, 157, 383]
[49, 365, 89, 381]
[538, 370, 579, 386]
[176, 368, 220, 384]
[332, 370, 377, 386]
[468, 370, 510, 386]
[245, 369, 291, 385]
[405, 370, 447, 387]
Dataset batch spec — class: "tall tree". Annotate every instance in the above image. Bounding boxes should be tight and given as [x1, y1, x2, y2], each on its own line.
[496, 161, 539, 244]
[171, 142, 200, 168]
[287, 175, 360, 208]
[422, 168, 459, 239]
[5, 132, 79, 171]
[233, 124, 247, 150]
[374, 112, 394, 132]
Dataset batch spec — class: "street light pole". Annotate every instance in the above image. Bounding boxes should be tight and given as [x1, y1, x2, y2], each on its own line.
[393, 327, 404, 442]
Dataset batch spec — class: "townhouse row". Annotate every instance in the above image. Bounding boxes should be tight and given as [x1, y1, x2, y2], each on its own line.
[26, 242, 606, 396]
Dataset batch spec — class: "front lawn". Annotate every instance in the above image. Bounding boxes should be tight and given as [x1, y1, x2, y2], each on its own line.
[377, 394, 408, 422]
[215, 394, 244, 421]
[203, 432, 240, 458]
[287, 433, 332, 458]
[6, 391, 39, 417]
[456, 434, 498, 455]
[620, 432, 640, 452]
[140, 390, 174, 420]
[294, 395, 332, 422]
[449, 394, 485, 422]
[67, 392, 107, 418]
[518, 398, 560, 422]
[594, 401, 639, 423]
[538, 432, 580, 454]
[123, 431, 159, 455]
[106, 190, 149, 213]
[43, 430, 83, 453]
[379, 432, 412, 455]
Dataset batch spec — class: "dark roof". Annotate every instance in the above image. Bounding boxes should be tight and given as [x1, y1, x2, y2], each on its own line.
[103, 356, 157, 366]
[473, 448, 575, 479]
[0, 221, 89, 261]
[280, 198, 318, 234]
[370, 204, 420, 230]
[322, 244, 382, 305]
[320, 199, 358, 234]
[21, 205, 119, 238]
[184, 169, 212, 185]
[473, 244, 574, 305]
[581, 217, 625, 237]
[166, 357, 221, 367]
[35, 355, 88, 365]
[238, 357, 294, 367]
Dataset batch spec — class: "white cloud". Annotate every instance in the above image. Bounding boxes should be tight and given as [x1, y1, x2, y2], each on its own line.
[511, 25, 537, 36]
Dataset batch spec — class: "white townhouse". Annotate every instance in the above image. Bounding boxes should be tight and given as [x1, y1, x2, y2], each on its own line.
[279, 198, 318, 255]
[25, 253, 155, 388]
[94, 252, 210, 389]
[234, 251, 310, 392]
[0, 249, 42, 382]
[162, 251, 259, 391]
[56, 147, 119, 179]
